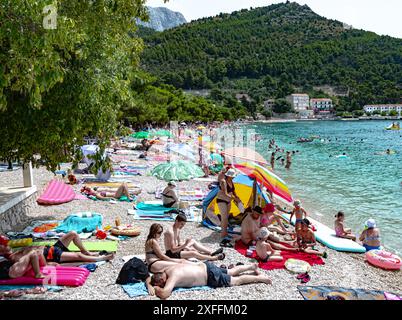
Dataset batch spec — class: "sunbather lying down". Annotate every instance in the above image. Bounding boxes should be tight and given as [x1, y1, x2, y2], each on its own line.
[81, 183, 139, 200]
[0, 231, 114, 280]
[151, 262, 272, 299]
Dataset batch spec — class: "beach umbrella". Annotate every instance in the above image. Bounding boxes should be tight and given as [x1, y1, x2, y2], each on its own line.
[132, 131, 149, 139]
[166, 143, 196, 161]
[151, 160, 204, 181]
[204, 174, 270, 219]
[222, 147, 268, 166]
[150, 129, 173, 138]
[233, 162, 293, 203]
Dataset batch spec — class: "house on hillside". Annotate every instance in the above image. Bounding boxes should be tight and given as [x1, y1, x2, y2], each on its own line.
[311, 98, 334, 115]
[286, 94, 310, 112]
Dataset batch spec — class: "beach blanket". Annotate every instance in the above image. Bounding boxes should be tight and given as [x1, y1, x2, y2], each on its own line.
[235, 241, 324, 271]
[0, 285, 62, 292]
[128, 208, 199, 222]
[122, 282, 211, 298]
[37, 180, 75, 205]
[31, 241, 118, 252]
[0, 165, 21, 172]
[83, 182, 137, 188]
[155, 186, 209, 201]
[297, 286, 390, 300]
[55, 212, 102, 233]
[112, 171, 141, 176]
[135, 202, 172, 212]
[202, 219, 241, 235]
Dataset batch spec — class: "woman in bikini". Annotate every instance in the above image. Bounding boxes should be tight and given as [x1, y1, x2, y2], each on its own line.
[359, 219, 381, 251]
[216, 168, 241, 246]
[81, 183, 134, 201]
[162, 181, 179, 208]
[145, 224, 191, 274]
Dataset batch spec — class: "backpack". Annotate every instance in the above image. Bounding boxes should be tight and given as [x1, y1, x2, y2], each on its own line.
[116, 257, 149, 285]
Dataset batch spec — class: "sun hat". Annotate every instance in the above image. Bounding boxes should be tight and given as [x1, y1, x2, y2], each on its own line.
[225, 168, 237, 178]
[258, 227, 270, 240]
[253, 206, 264, 215]
[365, 218, 376, 229]
[293, 200, 301, 206]
[168, 181, 177, 187]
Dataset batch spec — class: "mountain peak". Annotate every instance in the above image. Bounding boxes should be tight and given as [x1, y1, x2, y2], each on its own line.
[137, 6, 187, 32]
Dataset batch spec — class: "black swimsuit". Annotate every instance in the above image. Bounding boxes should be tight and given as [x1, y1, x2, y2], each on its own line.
[217, 182, 235, 204]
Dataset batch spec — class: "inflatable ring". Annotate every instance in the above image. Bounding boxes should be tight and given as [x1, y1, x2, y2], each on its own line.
[8, 238, 33, 248]
[111, 226, 141, 237]
[285, 258, 311, 273]
[366, 250, 401, 270]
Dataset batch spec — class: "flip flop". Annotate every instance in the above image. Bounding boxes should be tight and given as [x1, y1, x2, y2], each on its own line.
[236, 262, 245, 266]
[296, 272, 309, 280]
[217, 253, 226, 260]
[220, 264, 227, 269]
[300, 274, 311, 283]
[219, 239, 233, 248]
[227, 264, 235, 269]
[212, 248, 224, 256]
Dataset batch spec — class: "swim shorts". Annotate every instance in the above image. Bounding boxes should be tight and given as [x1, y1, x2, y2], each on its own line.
[0, 260, 13, 280]
[43, 240, 70, 263]
[204, 262, 231, 288]
[165, 250, 182, 259]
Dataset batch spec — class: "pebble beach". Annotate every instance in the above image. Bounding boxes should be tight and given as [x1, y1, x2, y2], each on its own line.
[0, 162, 401, 301]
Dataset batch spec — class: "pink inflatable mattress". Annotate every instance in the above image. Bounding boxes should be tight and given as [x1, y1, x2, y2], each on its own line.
[37, 180, 76, 205]
[0, 266, 90, 287]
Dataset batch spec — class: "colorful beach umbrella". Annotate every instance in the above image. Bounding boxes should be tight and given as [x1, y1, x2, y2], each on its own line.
[222, 147, 268, 166]
[151, 160, 204, 181]
[234, 162, 293, 203]
[150, 129, 173, 138]
[166, 143, 196, 161]
[204, 174, 271, 218]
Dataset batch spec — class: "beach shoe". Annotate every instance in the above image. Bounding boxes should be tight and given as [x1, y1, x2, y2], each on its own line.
[323, 252, 328, 259]
[227, 264, 235, 269]
[212, 248, 224, 256]
[99, 250, 113, 256]
[300, 274, 311, 284]
[219, 238, 233, 248]
[236, 262, 245, 266]
[217, 253, 226, 260]
[297, 272, 309, 280]
[220, 264, 227, 270]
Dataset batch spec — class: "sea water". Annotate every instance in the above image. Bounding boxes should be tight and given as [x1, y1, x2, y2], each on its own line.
[246, 120, 402, 255]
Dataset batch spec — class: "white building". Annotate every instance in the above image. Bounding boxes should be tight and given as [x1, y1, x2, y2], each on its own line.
[311, 98, 333, 113]
[263, 99, 275, 111]
[286, 94, 310, 112]
[363, 104, 402, 114]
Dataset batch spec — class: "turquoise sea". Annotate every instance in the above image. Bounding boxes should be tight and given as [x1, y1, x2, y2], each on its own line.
[246, 120, 402, 255]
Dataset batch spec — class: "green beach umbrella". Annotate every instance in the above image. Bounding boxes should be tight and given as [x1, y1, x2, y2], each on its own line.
[132, 131, 149, 139]
[151, 129, 173, 138]
[151, 160, 204, 181]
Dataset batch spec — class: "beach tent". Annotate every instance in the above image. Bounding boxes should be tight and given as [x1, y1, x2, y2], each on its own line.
[151, 160, 204, 181]
[234, 162, 293, 203]
[81, 145, 99, 166]
[203, 174, 271, 226]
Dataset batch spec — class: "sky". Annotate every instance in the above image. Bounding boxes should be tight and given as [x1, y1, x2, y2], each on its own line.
[146, 0, 402, 38]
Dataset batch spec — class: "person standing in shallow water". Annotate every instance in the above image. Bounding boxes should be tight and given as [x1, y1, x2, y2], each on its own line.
[285, 151, 292, 169]
[270, 152, 275, 170]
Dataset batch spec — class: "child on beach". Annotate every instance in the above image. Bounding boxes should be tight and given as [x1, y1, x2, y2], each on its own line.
[256, 228, 283, 263]
[297, 219, 327, 258]
[290, 200, 308, 231]
[334, 212, 356, 241]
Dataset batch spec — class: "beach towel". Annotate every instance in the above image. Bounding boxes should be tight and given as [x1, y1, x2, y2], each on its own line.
[55, 212, 103, 233]
[0, 285, 62, 292]
[202, 219, 241, 235]
[135, 202, 172, 212]
[235, 241, 324, 271]
[128, 209, 198, 222]
[37, 180, 75, 205]
[83, 182, 137, 188]
[297, 286, 389, 300]
[122, 282, 211, 298]
[31, 241, 118, 252]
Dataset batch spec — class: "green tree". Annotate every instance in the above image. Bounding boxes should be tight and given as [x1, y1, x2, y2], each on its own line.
[273, 99, 292, 114]
[389, 110, 398, 116]
[0, 0, 148, 172]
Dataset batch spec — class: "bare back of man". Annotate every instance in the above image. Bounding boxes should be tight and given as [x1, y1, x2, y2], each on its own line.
[241, 214, 260, 245]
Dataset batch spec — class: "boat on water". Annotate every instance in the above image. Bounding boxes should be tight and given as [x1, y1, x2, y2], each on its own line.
[385, 122, 400, 130]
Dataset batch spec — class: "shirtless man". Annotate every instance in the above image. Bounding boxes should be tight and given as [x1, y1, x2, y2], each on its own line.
[164, 214, 225, 261]
[242, 207, 298, 252]
[241, 207, 263, 246]
[152, 262, 271, 299]
[285, 151, 292, 169]
[289, 200, 308, 231]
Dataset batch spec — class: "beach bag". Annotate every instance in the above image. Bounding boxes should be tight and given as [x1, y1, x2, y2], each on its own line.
[116, 258, 149, 285]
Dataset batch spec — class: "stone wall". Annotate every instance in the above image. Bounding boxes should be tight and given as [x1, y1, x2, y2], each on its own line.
[0, 192, 37, 233]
